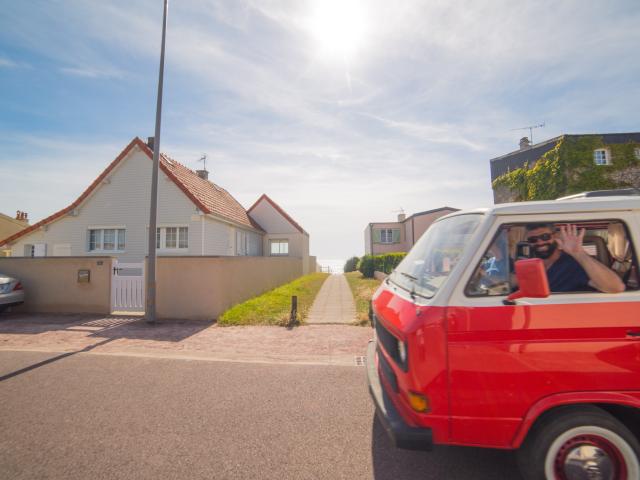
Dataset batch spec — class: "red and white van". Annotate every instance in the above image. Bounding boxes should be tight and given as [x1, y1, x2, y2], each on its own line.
[367, 193, 640, 480]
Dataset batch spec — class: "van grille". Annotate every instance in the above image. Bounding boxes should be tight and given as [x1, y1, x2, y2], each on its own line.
[374, 315, 408, 372]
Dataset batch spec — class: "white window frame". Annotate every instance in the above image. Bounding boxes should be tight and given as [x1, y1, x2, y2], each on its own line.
[380, 228, 399, 244]
[593, 148, 610, 165]
[87, 227, 126, 253]
[269, 239, 289, 256]
[156, 225, 189, 252]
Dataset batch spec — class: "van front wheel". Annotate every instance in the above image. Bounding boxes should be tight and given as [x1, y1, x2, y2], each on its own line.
[517, 406, 640, 480]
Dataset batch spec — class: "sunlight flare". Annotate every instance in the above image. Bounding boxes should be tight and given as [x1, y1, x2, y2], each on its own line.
[307, 0, 368, 61]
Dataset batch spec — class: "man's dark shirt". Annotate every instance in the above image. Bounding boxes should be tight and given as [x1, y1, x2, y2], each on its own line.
[546, 252, 590, 292]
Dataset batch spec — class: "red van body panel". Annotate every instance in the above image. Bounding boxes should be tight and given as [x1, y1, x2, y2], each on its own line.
[373, 288, 451, 443]
[374, 283, 640, 449]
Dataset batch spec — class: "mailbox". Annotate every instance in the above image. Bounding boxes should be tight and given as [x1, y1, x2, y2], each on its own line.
[77, 269, 90, 283]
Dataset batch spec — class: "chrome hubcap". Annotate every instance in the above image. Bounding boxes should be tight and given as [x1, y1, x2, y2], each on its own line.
[563, 445, 614, 480]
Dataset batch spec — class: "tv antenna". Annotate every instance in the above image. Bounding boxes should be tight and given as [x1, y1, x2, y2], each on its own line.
[511, 122, 545, 144]
[198, 153, 207, 171]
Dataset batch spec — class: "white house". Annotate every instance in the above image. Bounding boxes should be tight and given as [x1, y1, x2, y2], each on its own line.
[1, 137, 311, 270]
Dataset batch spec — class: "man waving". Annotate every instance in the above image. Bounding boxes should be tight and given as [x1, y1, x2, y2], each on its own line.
[525, 223, 625, 293]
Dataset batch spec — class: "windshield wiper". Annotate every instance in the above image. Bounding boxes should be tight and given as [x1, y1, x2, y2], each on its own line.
[400, 271, 417, 281]
[398, 271, 419, 300]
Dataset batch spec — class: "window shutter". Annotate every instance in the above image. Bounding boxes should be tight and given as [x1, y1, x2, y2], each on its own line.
[392, 229, 401, 243]
[373, 229, 382, 243]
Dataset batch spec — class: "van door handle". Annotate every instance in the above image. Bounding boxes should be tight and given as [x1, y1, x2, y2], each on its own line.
[626, 330, 640, 337]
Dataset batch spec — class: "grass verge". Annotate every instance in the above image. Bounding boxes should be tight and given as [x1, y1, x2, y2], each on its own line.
[345, 271, 382, 326]
[218, 273, 330, 326]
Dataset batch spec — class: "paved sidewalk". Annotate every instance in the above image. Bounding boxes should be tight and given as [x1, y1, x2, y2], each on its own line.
[306, 274, 357, 325]
[0, 313, 371, 366]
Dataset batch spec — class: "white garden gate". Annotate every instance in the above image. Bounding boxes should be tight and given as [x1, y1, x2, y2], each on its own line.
[111, 261, 145, 313]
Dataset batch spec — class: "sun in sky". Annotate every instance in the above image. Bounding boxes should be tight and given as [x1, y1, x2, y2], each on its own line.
[306, 0, 368, 62]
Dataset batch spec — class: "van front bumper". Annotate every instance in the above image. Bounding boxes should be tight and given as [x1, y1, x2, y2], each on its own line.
[366, 340, 433, 451]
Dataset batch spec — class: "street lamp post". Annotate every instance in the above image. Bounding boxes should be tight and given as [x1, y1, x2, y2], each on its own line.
[146, 0, 169, 324]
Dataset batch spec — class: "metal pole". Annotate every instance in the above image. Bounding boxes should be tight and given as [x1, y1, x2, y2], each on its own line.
[146, 0, 168, 324]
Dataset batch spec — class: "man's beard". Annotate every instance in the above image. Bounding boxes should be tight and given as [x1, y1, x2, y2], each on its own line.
[532, 241, 557, 259]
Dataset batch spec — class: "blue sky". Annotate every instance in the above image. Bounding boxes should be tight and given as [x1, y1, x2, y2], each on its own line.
[1, 0, 639, 260]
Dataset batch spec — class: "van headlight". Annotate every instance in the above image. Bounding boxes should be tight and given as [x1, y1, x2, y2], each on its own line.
[398, 340, 407, 365]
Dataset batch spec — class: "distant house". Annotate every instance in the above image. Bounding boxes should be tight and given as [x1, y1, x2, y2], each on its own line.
[490, 133, 640, 203]
[0, 211, 29, 257]
[0, 137, 313, 272]
[364, 207, 458, 255]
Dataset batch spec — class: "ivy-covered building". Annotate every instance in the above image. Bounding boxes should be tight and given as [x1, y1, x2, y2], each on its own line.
[490, 132, 640, 203]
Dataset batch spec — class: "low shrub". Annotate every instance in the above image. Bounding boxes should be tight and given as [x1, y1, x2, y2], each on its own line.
[358, 255, 376, 278]
[344, 256, 360, 273]
[358, 252, 407, 278]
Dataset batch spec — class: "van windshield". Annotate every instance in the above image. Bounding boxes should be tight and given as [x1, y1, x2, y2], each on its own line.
[389, 214, 482, 298]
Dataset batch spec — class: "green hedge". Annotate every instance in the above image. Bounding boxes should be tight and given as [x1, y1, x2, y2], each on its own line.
[343, 256, 360, 273]
[358, 252, 407, 278]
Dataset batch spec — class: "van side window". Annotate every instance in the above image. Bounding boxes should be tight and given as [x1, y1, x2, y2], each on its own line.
[465, 220, 639, 297]
[466, 229, 513, 296]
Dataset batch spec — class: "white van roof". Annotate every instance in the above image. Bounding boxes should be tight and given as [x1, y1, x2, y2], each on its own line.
[442, 196, 640, 220]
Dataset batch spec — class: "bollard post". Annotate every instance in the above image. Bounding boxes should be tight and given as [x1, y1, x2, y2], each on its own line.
[289, 295, 298, 328]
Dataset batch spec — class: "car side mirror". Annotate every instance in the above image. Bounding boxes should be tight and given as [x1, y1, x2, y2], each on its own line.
[503, 258, 550, 305]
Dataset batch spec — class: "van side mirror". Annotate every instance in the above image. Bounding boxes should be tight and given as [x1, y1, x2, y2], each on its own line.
[503, 258, 550, 305]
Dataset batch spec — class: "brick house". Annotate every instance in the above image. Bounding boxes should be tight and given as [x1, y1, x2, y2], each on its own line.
[364, 207, 459, 255]
[490, 132, 640, 203]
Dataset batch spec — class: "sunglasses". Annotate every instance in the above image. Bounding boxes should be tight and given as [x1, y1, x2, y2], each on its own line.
[527, 233, 553, 244]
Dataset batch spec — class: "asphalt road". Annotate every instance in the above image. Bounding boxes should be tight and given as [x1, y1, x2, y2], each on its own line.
[0, 351, 521, 479]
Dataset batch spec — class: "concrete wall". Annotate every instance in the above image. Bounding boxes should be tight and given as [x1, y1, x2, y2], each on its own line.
[0, 257, 112, 313]
[307, 255, 317, 274]
[155, 256, 304, 321]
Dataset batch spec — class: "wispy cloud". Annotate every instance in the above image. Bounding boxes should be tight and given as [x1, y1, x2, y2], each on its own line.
[59, 65, 125, 79]
[0, 56, 30, 68]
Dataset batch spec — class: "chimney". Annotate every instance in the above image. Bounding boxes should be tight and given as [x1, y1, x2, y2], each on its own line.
[147, 136, 155, 150]
[519, 137, 531, 150]
[397, 213, 406, 222]
[196, 169, 209, 180]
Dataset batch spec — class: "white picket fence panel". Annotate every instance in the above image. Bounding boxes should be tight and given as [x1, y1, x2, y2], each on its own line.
[111, 261, 145, 313]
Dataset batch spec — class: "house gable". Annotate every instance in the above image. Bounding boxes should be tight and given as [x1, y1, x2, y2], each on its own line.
[1, 137, 263, 248]
[6, 144, 206, 260]
[247, 194, 306, 235]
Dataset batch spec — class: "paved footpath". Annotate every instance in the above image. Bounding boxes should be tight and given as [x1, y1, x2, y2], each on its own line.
[306, 274, 357, 324]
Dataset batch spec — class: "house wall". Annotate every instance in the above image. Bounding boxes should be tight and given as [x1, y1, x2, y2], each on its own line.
[156, 256, 303, 320]
[0, 257, 112, 314]
[262, 233, 308, 259]
[364, 224, 372, 254]
[369, 222, 407, 255]
[249, 201, 300, 234]
[7, 147, 238, 262]
[250, 198, 309, 269]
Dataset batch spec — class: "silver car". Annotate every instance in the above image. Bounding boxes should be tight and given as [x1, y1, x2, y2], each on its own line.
[0, 274, 24, 313]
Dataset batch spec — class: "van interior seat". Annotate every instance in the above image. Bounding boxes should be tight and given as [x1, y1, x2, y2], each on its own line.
[583, 235, 611, 266]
